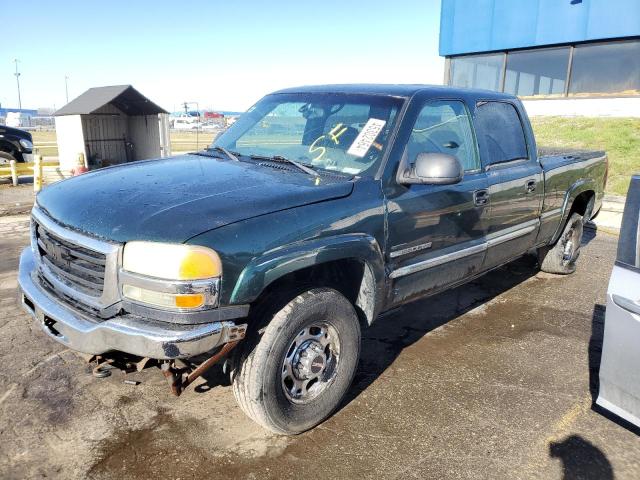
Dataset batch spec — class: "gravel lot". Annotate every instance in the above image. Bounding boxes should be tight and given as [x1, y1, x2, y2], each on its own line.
[0, 215, 638, 479]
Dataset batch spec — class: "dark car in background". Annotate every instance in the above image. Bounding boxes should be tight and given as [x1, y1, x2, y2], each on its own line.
[0, 125, 33, 163]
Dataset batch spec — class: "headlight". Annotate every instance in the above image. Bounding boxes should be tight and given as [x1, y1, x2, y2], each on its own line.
[121, 242, 222, 311]
[19, 139, 33, 150]
[123, 242, 221, 280]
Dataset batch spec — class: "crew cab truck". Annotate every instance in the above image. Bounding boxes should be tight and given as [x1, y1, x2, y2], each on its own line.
[18, 85, 607, 434]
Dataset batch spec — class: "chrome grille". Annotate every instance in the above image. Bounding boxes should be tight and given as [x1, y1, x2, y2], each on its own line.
[35, 221, 106, 296]
[31, 207, 122, 317]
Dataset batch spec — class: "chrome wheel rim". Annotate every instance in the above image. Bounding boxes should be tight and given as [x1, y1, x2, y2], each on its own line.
[281, 323, 340, 404]
[561, 225, 580, 264]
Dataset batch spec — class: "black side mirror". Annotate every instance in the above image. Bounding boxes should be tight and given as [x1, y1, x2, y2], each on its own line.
[401, 152, 463, 185]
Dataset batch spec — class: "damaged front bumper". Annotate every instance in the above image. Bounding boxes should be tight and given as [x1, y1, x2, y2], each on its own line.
[18, 247, 247, 360]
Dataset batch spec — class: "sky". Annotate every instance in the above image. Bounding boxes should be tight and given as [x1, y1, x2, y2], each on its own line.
[0, 0, 444, 112]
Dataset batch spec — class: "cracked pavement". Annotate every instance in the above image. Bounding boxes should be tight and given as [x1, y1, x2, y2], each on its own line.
[1, 214, 639, 479]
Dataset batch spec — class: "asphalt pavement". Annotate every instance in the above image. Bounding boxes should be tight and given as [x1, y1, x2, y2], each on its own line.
[0, 215, 638, 479]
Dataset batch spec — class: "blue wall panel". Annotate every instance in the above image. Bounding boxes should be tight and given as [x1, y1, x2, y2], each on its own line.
[440, 0, 640, 56]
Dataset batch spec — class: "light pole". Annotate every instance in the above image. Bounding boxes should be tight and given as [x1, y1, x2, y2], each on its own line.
[183, 101, 201, 150]
[13, 59, 22, 109]
[65, 75, 69, 103]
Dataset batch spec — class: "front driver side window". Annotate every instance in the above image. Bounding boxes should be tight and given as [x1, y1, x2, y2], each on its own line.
[406, 100, 480, 172]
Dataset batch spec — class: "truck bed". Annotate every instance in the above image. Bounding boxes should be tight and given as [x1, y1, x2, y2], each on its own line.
[537, 147, 608, 244]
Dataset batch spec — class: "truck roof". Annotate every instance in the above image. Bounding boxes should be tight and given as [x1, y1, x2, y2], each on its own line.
[273, 84, 517, 101]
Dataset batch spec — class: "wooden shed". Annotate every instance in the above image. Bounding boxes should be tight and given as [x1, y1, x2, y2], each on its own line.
[53, 85, 171, 171]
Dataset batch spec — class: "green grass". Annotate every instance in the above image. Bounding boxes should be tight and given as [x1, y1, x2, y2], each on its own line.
[32, 118, 640, 196]
[531, 117, 640, 196]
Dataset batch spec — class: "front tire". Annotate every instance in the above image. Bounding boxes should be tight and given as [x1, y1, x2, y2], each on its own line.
[232, 288, 361, 435]
[0, 151, 17, 165]
[538, 212, 584, 274]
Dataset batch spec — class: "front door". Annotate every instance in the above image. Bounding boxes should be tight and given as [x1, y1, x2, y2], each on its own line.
[597, 175, 640, 427]
[474, 101, 543, 270]
[386, 98, 488, 305]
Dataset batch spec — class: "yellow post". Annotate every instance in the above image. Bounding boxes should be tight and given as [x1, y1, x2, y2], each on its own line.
[9, 160, 18, 186]
[34, 154, 43, 192]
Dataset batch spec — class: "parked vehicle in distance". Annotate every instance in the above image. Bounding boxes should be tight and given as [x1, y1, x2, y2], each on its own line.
[5, 111, 33, 129]
[597, 174, 640, 428]
[0, 124, 33, 163]
[18, 85, 608, 434]
[170, 111, 201, 129]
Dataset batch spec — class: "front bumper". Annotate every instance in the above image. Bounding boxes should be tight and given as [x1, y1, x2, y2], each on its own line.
[18, 247, 247, 359]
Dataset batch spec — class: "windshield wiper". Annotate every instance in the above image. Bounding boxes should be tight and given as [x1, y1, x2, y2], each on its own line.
[207, 146, 240, 162]
[248, 154, 319, 177]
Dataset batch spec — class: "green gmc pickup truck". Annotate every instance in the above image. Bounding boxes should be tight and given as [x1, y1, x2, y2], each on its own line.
[18, 85, 607, 434]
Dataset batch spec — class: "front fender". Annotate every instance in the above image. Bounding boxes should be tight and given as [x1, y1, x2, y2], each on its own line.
[230, 233, 385, 318]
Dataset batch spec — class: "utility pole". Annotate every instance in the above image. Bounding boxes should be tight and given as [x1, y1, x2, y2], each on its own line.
[13, 59, 22, 109]
[65, 75, 69, 103]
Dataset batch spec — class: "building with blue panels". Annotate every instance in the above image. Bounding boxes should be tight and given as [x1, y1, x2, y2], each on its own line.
[440, 0, 640, 115]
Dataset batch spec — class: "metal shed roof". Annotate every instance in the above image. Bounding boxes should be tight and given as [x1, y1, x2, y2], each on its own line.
[54, 85, 167, 116]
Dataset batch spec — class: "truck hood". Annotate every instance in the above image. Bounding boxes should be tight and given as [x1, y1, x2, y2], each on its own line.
[36, 154, 354, 243]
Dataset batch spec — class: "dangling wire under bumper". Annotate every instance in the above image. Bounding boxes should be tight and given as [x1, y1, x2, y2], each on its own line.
[160, 340, 241, 396]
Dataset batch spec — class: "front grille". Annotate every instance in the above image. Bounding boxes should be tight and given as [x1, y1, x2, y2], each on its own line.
[35, 221, 106, 297]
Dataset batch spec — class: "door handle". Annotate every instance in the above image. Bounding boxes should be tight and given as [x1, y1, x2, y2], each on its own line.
[612, 294, 640, 316]
[474, 189, 489, 206]
[525, 180, 536, 193]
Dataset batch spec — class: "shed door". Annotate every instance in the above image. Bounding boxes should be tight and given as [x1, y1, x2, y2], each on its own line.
[158, 114, 171, 158]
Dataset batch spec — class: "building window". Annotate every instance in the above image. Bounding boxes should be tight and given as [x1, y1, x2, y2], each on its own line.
[504, 47, 570, 97]
[569, 40, 640, 96]
[450, 54, 503, 91]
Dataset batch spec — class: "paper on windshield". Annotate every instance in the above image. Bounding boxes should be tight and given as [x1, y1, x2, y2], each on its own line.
[347, 118, 386, 158]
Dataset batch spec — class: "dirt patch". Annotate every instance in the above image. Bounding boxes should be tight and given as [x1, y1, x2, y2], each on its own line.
[22, 357, 77, 425]
[88, 409, 214, 479]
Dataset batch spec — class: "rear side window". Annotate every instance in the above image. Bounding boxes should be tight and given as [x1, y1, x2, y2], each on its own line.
[406, 100, 480, 172]
[475, 101, 528, 165]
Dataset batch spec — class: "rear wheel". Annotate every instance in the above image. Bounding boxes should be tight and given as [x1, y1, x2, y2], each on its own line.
[232, 288, 361, 435]
[538, 212, 584, 274]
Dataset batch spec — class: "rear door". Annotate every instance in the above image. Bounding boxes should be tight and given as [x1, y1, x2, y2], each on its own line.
[386, 97, 488, 305]
[597, 175, 640, 427]
[474, 101, 543, 270]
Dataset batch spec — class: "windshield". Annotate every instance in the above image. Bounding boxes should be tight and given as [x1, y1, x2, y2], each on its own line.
[212, 93, 403, 176]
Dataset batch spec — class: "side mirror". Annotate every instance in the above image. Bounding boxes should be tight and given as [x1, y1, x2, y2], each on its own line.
[401, 152, 463, 185]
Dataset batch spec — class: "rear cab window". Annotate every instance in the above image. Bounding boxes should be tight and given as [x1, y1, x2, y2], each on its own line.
[474, 101, 529, 167]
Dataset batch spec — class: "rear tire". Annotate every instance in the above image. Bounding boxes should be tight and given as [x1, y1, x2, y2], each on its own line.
[232, 288, 361, 435]
[538, 212, 584, 274]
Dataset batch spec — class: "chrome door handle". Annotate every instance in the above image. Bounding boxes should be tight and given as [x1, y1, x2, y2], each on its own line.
[474, 189, 489, 206]
[525, 180, 536, 193]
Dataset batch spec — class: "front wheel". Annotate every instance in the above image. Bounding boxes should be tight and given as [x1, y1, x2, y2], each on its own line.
[232, 288, 361, 435]
[538, 212, 584, 274]
[0, 151, 18, 165]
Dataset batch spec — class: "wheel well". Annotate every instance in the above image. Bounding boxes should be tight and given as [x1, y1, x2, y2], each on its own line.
[250, 258, 374, 328]
[570, 190, 595, 219]
[0, 141, 20, 161]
